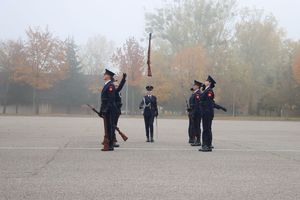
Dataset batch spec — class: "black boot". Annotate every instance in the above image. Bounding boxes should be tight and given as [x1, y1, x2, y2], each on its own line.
[191, 138, 201, 146]
[113, 143, 120, 148]
[199, 145, 212, 152]
[188, 138, 194, 144]
[146, 137, 150, 142]
[150, 138, 154, 143]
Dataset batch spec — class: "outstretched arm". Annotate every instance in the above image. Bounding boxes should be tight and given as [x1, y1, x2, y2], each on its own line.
[116, 73, 127, 92]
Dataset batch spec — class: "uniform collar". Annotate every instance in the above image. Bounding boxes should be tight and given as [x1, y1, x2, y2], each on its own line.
[204, 86, 211, 92]
[104, 80, 111, 85]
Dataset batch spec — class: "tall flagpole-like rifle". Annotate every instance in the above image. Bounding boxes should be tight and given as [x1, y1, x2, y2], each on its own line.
[146, 32, 158, 139]
[86, 104, 128, 141]
[147, 33, 152, 77]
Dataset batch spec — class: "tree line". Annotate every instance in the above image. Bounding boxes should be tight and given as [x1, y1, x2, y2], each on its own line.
[1, 0, 300, 117]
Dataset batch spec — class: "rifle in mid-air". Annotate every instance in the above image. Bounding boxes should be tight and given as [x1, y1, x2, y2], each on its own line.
[147, 33, 152, 77]
[86, 104, 128, 141]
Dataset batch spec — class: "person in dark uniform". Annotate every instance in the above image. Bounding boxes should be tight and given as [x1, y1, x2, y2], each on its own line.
[112, 73, 127, 148]
[190, 80, 203, 147]
[199, 75, 216, 152]
[139, 86, 158, 142]
[99, 68, 117, 151]
[187, 87, 195, 144]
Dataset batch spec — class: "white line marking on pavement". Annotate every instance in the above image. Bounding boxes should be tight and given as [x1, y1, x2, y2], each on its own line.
[0, 147, 299, 152]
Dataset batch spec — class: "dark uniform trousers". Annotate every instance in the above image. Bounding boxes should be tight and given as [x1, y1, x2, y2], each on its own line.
[103, 111, 116, 147]
[140, 95, 158, 139]
[188, 112, 194, 140]
[100, 81, 117, 149]
[201, 88, 215, 147]
[192, 115, 201, 142]
[190, 90, 202, 143]
[202, 115, 213, 146]
[144, 113, 155, 138]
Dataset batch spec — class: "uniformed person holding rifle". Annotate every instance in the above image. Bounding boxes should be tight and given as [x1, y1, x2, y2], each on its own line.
[99, 68, 117, 151]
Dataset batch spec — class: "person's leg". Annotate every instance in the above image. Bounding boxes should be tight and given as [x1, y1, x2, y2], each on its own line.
[188, 114, 194, 143]
[113, 113, 120, 147]
[107, 111, 115, 149]
[199, 117, 202, 144]
[101, 115, 110, 151]
[191, 116, 201, 146]
[200, 115, 212, 152]
[149, 115, 155, 141]
[207, 118, 213, 147]
[202, 116, 209, 147]
[144, 114, 150, 141]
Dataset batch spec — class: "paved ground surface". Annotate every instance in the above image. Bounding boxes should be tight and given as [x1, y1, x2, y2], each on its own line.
[0, 116, 300, 200]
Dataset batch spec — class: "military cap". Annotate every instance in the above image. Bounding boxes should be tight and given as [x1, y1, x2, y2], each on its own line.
[104, 69, 115, 77]
[146, 85, 154, 91]
[194, 80, 204, 87]
[206, 75, 216, 85]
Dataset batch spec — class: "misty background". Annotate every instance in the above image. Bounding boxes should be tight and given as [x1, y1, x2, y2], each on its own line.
[0, 0, 300, 117]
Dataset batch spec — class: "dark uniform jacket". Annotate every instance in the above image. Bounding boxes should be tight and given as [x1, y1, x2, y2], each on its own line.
[200, 87, 215, 118]
[140, 95, 158, 116]
[100, 81, 116, 115]
[190, 89, 202, 118]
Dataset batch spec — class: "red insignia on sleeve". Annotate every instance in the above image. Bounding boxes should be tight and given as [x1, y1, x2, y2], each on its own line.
[196, 94, 200, 99]
[208, 91, 213, 97]
[108, 85, 113, 92]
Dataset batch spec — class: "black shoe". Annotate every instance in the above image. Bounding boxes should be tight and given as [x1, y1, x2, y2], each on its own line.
[113, 143, 120, 148]
[150, 138, 154, 143]
[108, 147, 114, 151]
[188, 139, 194, 144]
[191, 141, 201, 146]
[146, 138, 150, 142]
[210, 145, 214, 149]
[199, 146, 212, 152]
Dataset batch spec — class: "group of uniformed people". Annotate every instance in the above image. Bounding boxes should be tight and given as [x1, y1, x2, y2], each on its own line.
[99, 67, 224, 152]
[187, 76, 220, 152]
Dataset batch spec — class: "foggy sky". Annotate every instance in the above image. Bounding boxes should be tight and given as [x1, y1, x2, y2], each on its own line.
[0, 0, 299, 46]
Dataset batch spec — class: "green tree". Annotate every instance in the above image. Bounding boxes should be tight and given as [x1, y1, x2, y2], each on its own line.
[233, 9, 285, 115]
[55, 38, 88, 114]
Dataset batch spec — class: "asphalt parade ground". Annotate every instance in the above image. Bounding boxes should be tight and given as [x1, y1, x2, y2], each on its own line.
[0, 116, 300, 200]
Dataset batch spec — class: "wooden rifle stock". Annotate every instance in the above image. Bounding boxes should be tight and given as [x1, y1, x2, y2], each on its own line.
[86, 104, 128, 141]
[115, 127, 128, 141]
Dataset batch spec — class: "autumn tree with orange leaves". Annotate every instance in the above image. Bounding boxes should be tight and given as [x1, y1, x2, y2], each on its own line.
[172, 45, 208, 94]
[13, 27, 68, 114]
[112, 37, 144, 113]
[293, 50, 300, 84]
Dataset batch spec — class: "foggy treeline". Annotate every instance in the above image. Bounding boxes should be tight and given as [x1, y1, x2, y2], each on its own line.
[1, 0, 300, 117]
